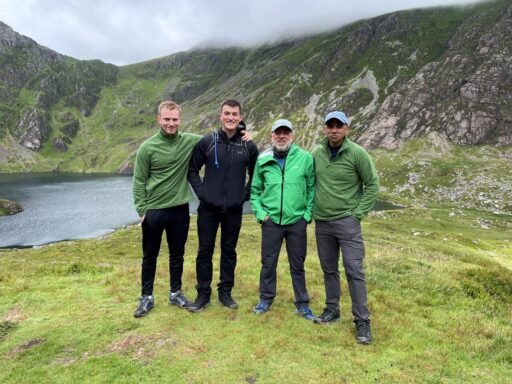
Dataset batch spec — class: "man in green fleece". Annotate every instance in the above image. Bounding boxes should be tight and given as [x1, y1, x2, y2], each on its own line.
[250, 119, 316, 320]
[312, 111, 379, 345]
[132, 101, 200, 317]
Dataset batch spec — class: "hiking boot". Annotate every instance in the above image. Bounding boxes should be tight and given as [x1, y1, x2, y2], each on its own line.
[296, 306, 315, 321]
[134, 295, 154, 318]
[313, 308, 340, 324]
[253, 301, 271, 315]
[188, 295, 210, 313]
[169, 290, 190, 309]
[355, 319, 372, 345]
[218, 291, 238, 309]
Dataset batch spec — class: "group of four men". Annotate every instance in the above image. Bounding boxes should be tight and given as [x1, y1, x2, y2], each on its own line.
[132, 99, 379, 344]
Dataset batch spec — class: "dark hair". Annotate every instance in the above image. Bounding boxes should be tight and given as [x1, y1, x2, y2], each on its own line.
[220, 99, 242, 115]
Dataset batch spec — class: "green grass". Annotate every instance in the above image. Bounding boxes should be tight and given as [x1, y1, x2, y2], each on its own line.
[1, 207, 510, 383]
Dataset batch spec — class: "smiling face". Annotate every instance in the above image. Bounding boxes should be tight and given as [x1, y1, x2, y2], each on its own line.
[323, 119, 349, 147]
[157, 107, 180, 136]
[272, 127, 293, 152]
[219, 104, 242, 135]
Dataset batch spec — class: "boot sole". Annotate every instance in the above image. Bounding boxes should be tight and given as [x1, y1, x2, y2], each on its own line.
[356, 337, 372, 345]
[313, 318, 340, 325]
[187, 302, 210, 313]
[218, 300, 238, 309]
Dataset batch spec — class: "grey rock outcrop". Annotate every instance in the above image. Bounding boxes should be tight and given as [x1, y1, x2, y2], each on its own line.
[53, 137, 68, 152]
[16, 108, 48, 151]
[117, 160, 134, 175]
[0, 198, 23, 216]
[358, 3, 512, 149]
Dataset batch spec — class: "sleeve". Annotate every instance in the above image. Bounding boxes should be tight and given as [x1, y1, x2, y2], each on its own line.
[249, 160, 267, 223]
[187, 137, 207, 201]
[353, 150, 379, 220]
[132, 145, 150, 217]
[244, 143, 259, 202]
[303, 154, 315, 223]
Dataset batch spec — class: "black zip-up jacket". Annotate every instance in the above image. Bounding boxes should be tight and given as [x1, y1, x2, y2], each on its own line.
[188, 129, 258, 212]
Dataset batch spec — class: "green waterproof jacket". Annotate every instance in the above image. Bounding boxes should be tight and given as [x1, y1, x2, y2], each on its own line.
[250, 143, 315, 225]
[313, 138, 379, 221]
[133, 130, 201, 217]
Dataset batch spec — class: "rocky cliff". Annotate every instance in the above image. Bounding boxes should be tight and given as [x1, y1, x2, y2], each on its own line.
[0, 22, 117, 152]
[358, 2, 512, 148]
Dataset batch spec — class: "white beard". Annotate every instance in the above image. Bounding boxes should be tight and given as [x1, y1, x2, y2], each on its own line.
[273, 141, 292, 152]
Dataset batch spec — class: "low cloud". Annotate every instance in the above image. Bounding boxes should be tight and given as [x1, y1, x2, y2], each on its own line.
[0, 0, 480, 65]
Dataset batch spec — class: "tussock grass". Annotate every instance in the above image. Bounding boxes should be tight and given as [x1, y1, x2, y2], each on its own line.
[0, 207, 511, 383]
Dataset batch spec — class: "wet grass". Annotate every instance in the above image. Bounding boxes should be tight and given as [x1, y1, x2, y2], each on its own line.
[0, 207, 511, 383]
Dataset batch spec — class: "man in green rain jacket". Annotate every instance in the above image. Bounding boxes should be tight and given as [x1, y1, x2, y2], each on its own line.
[250, 119, 315, 320]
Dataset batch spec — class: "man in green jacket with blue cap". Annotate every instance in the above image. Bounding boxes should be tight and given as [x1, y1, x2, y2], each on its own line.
[250, 119, 316, 320]
[312, 111, 379, 345]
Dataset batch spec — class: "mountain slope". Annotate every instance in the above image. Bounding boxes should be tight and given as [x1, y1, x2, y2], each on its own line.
[0, 1, 511, 215]
[359, 1, 512, 148]
[0, 21, 117, 153]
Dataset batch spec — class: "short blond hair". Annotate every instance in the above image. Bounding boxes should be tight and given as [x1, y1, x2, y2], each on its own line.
[158, 100, 182, 115]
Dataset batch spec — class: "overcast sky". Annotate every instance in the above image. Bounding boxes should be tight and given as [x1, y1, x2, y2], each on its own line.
[0, 0, 480, 66]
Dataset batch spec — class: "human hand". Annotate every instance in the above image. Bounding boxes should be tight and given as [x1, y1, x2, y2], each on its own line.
[240, 130, 252, 141]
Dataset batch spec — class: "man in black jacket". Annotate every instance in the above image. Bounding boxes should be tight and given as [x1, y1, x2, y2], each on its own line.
[188, 99, 258, 311]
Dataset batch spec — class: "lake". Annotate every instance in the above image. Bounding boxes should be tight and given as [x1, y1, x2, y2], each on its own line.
[0, 173, 399, 248]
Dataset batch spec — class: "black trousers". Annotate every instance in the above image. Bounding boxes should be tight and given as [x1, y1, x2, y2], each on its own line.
[195, 203, 243, 296]
[140, 204, 190, 296]
[259, 218, 310, 309]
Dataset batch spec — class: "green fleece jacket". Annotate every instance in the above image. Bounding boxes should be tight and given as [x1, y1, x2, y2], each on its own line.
[133, 130, 201, 217]
[250, 144, 315, 225]
[312, 138, 379, 221]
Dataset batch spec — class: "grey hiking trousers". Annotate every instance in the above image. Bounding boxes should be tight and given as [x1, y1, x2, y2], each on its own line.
[315, 216, 369, 320]
[259, 218, 310, 308]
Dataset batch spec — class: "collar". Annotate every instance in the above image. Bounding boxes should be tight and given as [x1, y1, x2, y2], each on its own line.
[159, 129, 180, 142]
[322, 137, 350, 152]
[217, 128, 240, 142]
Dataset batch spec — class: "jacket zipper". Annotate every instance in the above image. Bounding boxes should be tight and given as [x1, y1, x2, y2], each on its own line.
[223, 139, 230, 211]
[279, 161, 286, 225]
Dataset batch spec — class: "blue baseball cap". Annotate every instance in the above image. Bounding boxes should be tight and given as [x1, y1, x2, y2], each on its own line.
[271, 119, 294, 133]
[324, 111, 350, 125]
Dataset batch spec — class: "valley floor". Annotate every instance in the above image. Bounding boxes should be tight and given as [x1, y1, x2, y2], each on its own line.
[0, 206, 511, 383]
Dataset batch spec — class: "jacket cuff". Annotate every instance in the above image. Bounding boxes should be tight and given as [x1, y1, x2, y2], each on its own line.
[256, 210, 267, 223]
[137, 208, 146, 217]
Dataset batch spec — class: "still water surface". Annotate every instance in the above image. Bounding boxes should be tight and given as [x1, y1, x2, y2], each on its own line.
[0, 173, 142, 248]
[0, 173, 398, 248]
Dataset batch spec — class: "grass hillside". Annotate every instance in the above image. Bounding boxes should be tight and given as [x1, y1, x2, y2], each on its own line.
[1, 207, 510, 383]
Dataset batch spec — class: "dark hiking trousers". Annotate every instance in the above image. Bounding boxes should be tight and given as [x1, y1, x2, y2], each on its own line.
[259, 218, 310, 308]
[141, 204, 190, 296]
[195, 203, 243, 297]
[315, 216, 369, 321]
